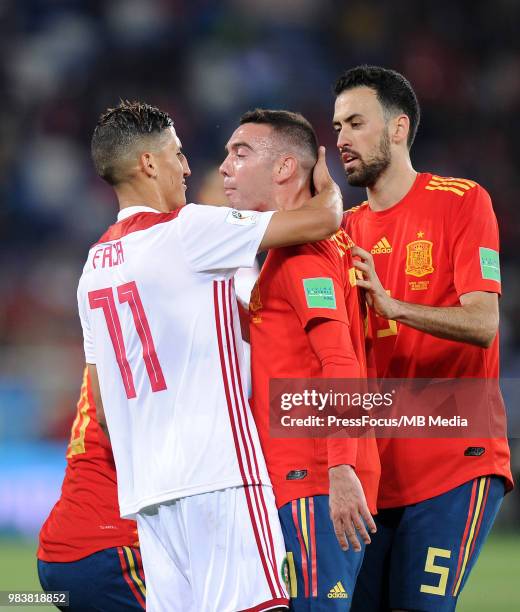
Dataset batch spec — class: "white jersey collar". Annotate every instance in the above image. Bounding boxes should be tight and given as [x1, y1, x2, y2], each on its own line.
[117, 205, 162, 222]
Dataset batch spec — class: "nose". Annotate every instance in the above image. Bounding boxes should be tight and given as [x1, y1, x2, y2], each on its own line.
[183, 157, 191, 177]
[219, 155, 231, 177]
[336, 127, 352, 151]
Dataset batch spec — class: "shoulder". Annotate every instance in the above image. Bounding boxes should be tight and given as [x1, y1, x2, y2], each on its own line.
[93, 210, 181, 247]
[421, 174, 495, 221]
[343, 201, 369, 218]
[423, 174, 489, 203]
[342, 201, 369, 230]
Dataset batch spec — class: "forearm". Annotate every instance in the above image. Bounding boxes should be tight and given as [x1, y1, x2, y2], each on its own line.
[259, 186, 342, 250]
[297, 185, 343, 240]
[352, 246, 499, 349]
[390, 299, 497, 347]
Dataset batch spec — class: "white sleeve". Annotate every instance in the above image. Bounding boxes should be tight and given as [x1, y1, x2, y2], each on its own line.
[177, 203, 274, 272]
[77, 279, 96, 364]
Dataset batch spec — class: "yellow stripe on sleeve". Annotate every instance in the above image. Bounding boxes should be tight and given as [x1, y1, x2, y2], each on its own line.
[425, 185, 465, 197]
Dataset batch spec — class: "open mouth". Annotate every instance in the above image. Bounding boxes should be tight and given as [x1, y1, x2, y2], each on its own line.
[342, 152, 359, 167]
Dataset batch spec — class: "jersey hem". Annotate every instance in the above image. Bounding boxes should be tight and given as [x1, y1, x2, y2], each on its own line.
[378, 468, 513, 509]
[122, 478, 272, 518]
[37, 541, 139, 564]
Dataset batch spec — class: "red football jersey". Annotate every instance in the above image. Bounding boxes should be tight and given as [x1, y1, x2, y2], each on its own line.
[38, 368, 139, 562]
[249, 231, 380, 512]
[344, 172, 513, 508]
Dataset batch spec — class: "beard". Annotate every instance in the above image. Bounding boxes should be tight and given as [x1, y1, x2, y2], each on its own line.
[345, 130, 391, 188]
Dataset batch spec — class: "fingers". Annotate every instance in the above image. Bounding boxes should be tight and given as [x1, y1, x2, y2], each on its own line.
[352, 512, 371, 545]
[351, 245, 372, 261]
[353, 260, 371, 274]
[344, 520, 362, 551]
[361, 505, 377, 534]
[332, 513, 366, 552]
[312, 146, 333, 193]
[332, 516, 349, 551]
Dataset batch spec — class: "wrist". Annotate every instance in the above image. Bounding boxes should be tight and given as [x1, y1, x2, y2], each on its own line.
[329, 464, 354, 477]
[382, 295, 403, 320]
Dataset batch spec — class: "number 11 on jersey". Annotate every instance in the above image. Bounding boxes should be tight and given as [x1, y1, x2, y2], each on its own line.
[88, 281, 167, 399]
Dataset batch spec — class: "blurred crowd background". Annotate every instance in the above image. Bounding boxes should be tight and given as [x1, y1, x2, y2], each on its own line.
[0, 0, 519, 537]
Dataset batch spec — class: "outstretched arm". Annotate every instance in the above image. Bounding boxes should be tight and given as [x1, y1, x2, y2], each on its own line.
[352, 246, 499, 348]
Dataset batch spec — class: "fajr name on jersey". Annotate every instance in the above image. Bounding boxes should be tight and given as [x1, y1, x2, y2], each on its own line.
[93, 241, 125, 269]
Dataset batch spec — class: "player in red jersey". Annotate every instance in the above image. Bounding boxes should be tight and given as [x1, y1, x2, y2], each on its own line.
[220, 109, 380, 610]
[332, 65, 513, 611]
[38, 367, 147, 610]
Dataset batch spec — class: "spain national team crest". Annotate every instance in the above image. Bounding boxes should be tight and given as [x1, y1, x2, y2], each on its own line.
[405, 239, 434, 277]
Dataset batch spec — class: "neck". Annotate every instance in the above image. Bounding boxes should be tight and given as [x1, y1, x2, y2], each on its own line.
[366, 155, 417, 212]
[273, 180, 312, 212]
[115, 182, 175, 214]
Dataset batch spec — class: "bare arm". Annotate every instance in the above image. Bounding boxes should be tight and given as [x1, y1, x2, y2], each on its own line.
[87, 363, 110, 439]
[259, 146, 343, 250]
[352, 246, 499, 348]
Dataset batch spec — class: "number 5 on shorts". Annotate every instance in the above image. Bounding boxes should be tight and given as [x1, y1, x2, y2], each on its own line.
[420, 547, 451, 596]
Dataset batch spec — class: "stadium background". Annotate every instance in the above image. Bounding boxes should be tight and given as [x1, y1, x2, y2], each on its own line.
[0, 0, 518, 609]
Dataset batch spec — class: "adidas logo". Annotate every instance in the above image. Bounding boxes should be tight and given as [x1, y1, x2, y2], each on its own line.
[327, 581, 348, 599]
[371, 237, 392, 254]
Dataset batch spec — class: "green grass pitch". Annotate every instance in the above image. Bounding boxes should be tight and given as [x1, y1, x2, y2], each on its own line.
[0, 532, 518, 610]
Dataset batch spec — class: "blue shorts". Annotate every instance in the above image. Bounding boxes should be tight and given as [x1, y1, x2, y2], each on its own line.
[279, 495, 365, 611]
[351, 476, 505, 612]
[38, 546, 146, 611]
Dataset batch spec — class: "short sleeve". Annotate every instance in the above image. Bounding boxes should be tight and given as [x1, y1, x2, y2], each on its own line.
[450, 185, 501, 297]
[77, 280, 96, 364]
[177, 204, 274, 273]
[277, 241, 349, 329]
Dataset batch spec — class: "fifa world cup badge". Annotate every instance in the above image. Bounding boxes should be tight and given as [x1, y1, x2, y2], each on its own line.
[405, 239, 434, 277]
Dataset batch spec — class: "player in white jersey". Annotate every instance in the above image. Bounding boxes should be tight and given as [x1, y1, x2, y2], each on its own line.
[78, 101, 343, 612]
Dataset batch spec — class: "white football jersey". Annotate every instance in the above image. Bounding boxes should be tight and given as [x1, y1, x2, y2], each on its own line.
[77, 204, 274, 517]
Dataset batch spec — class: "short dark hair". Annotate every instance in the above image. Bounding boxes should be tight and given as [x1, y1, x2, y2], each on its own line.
[334, 65, 420, 148]
[91, 100, 174, 185]
[240, 108, 318, 166]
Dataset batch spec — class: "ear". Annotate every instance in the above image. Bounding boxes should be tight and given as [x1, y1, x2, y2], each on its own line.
[391, 114, 410, 146]
[273, 156, 298, 184]
[140, 152, 157, 178]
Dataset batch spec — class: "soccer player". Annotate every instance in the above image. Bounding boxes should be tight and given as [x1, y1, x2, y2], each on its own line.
[219, 109, 381, 610]
[332, 65, 514, 611]
[77, 100, 343, 611]
[38, 367, 147, 611]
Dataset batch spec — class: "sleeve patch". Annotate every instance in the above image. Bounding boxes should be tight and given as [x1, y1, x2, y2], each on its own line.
[302, 277, 337, 309]
[479, 247, 501, 281]
[226, 209, 259, 226]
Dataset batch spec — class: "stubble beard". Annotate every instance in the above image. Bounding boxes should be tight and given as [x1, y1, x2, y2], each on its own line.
[345, 130, 391, 188]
